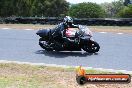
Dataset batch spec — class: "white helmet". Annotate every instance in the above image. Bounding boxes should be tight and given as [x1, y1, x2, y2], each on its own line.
[63, 16, 73, 24]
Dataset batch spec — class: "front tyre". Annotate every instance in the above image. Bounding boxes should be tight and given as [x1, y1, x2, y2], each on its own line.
[83, 41, 100, 53]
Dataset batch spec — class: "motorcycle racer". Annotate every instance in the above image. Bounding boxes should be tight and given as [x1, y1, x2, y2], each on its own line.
[36, 16, 100, 53]
[52, 16, 79, 44]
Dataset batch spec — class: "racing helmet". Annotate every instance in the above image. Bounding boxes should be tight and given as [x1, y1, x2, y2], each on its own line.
[63, 16, 73, 25]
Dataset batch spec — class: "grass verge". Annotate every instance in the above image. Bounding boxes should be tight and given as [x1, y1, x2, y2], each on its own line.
[0, 63, 131, 88]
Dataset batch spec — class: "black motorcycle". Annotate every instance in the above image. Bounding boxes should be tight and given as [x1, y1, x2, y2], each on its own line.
[36, 25, 100, 53]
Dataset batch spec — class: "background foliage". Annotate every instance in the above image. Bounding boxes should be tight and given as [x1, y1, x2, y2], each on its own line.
[0, 0, 69, 17]
[0, 0, 131, 18]
[69, 2, 105, 18]
[100, 0, 124, 17]
[117, 5, 132, 18]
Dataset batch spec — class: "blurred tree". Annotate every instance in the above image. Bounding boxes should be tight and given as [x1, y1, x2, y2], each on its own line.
[40, 0, 69, 17]
[101, 0, 124, 18]
[0, 0, 69, 17]
[124, 0, 132, 6]
[69, 2, 105, 18]
[117, 5, 132, 18]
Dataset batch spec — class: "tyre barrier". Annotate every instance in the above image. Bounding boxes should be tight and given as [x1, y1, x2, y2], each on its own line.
[0, 17, 132, 26]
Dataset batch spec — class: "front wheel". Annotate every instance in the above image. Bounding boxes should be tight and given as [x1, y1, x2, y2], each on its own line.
[82, 41, 100, 53]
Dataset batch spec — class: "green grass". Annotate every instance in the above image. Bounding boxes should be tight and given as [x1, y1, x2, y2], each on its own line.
[0, 76, 65, 88]
[0, 63, 127, 88]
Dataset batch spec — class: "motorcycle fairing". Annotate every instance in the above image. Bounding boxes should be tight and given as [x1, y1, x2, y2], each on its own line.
[65, 28, 79, 37]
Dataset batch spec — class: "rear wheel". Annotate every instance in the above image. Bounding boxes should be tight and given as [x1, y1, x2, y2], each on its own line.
[39, 38, 53, 51]
[83, 41, 100, 53]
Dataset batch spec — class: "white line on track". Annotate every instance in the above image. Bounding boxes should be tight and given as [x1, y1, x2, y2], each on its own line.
[1, 28, 10, 29]
[0, 60, 132, 74]
[24, 29, 34, 30]
[117, 33, 123, 35]
[99, 32, 107, 34]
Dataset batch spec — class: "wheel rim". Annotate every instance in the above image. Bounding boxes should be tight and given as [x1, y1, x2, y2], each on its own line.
[83, 41, 99, 53]
[91, 43, 98, 51]
[39, 40, 53, 51]
[39, 41, 48, 47]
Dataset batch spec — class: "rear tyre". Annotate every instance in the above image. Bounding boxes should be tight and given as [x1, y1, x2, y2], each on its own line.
[83, 41, 100, 53]
[39, 38, 53, 51]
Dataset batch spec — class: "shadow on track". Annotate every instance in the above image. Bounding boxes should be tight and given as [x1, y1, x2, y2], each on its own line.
[35, 50, 99, 58]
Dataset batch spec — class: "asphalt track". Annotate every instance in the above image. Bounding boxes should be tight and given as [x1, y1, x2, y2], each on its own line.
[0, 28, 132, 71]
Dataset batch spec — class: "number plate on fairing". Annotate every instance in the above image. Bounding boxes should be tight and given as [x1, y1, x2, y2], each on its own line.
[65, 28, 79, 37]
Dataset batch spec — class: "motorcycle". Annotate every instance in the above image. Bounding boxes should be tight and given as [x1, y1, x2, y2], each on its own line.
[36, 25, 100, 53]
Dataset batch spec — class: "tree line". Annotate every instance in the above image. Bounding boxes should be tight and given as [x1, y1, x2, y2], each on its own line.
[0, 0, 69, 17]
[0, 0, 131, 18]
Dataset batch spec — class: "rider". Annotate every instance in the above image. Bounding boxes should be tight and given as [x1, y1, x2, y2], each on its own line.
[62, 16, 79, 37]
[60, 16, 79, 42]
[63, 16, 78, 29]
[52, 16, 79, 40]
[51, 16, 79, 49]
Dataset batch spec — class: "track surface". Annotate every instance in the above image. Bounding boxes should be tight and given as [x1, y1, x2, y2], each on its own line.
[0, 28, 132, 71]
